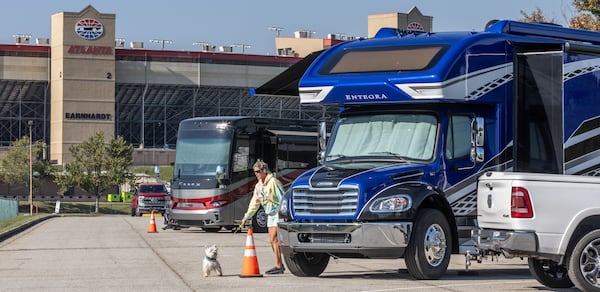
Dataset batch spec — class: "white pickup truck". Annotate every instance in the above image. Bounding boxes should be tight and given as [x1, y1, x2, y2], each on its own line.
[472, 171, 600, 291]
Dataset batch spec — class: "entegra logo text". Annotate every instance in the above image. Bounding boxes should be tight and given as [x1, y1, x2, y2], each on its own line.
[345, 94, 388, 101]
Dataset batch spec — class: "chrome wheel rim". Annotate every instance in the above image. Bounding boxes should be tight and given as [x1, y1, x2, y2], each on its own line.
[256, 209, 268, 228]
[579, 238, 600, 288]
[424, 223, 446, 267]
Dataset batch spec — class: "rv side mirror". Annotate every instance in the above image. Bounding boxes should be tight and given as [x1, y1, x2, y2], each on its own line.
[215, 165, 226, 188]
[318, 151, 326, 165]
[470, 117, 485, 162]
[318, 121, 327, 165]
[318, 121, 327, 151]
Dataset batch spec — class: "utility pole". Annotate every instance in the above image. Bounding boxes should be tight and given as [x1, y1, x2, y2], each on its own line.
[28, 120, 33, 216]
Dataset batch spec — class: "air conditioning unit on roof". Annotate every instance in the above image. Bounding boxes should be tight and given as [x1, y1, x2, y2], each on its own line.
[130, 41, 144, 49]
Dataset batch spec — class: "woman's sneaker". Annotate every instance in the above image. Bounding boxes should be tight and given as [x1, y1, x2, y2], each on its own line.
[265, 266, 285, 274]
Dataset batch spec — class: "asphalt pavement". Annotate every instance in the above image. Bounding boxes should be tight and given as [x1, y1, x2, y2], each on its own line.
[0, 215, 579, 292]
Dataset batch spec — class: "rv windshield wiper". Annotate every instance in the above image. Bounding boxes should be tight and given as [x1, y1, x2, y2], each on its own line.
[326, 154, 350, 161]
[368, 152, 408, 162]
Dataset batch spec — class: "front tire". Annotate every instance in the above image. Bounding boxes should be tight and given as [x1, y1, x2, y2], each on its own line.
[528, 258, 573, 288]
[405, 208, 451, 280]
[568, 229, 600, 291]
[252, 207, 268, 233]
[284, 252, 329, 277]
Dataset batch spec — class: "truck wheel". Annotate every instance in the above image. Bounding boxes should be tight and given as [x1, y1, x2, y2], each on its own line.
[405, 208, 451, 280]
[251, 207, 268, 233]
[131, 208, 135, 217]
[528, 258, 573, 288]
[135, 207, 141, 217]
[283, 253, 329, 277]
[568, 229, 600, 291]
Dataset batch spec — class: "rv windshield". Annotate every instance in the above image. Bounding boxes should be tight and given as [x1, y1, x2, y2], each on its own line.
[326, 114, 438, 162]
[174, 129, 232, 177]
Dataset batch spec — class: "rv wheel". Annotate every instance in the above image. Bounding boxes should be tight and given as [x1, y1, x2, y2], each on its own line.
[251, 207, 268, 233]
[405, 208, 451, 280]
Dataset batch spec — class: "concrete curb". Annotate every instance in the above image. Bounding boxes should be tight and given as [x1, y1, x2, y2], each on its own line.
[0, 214, 59, 243]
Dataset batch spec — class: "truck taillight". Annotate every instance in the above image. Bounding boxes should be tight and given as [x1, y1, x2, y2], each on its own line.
[511, 186, 533, 218]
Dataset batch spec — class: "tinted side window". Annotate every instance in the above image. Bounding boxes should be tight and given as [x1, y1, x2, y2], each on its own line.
[446, 115, 472, 160]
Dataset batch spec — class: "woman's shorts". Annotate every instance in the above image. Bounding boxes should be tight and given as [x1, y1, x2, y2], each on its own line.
[267, 213, 279, 228]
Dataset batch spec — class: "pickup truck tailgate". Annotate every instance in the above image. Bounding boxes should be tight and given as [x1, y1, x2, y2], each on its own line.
[477, 172, 515, 229]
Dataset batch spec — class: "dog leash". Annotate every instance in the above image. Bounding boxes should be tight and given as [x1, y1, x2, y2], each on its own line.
[232, 222, 245, 235]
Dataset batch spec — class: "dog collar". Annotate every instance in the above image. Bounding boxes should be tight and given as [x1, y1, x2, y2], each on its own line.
[205, 256, 217, 262]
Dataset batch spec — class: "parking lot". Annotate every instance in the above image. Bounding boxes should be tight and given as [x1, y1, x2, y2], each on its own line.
[0, 215, 578, 291]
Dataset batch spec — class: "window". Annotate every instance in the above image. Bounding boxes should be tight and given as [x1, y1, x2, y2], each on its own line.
[446, 115, 472, 160]
[327, 113, 438, 161]
[174, 129, 232, 177]
[319, 45, 448, 74]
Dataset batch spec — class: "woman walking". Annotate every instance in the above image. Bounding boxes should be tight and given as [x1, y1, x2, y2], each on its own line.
[241, 159, 285, 274]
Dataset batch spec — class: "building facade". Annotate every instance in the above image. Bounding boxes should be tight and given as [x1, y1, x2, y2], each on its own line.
[0, 5, 432, 167]
[0, 5, 335, 166]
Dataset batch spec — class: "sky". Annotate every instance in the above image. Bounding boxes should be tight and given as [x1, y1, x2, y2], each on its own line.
[0, 0, 574, 55]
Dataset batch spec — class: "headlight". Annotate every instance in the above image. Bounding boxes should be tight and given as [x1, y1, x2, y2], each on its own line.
[210, 200, 227, 207]
[278, 191, 291, 220]
[369, 195, 411, 212]
[279, 196, 289, 214]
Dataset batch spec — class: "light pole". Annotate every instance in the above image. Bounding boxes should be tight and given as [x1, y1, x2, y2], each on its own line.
[232, 44, 251, 54]
[28, 120, 33, 216]
[268, 26, 283, 37]
[150, 39, 173, 50]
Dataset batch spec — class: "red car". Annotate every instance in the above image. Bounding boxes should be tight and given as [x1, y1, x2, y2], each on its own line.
[131, 183, 170, 216]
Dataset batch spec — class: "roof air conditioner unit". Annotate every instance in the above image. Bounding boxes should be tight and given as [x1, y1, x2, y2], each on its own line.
[115, 39, 125, 48]
[202, 45, 216, 52]
[130, 41, 144, 49]
[15, 36, 30, 44]
[294, 31, 309, 38]
[36, 38, 49, 45]
[219, 45, 233, 53]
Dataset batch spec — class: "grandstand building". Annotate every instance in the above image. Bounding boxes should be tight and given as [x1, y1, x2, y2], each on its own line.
[0, 5, 336, 167]
[0, 5, 431, 167]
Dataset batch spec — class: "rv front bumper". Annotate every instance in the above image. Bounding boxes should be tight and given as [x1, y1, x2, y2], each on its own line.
[278, 222, 412, 258]
[472, 228, 538, 257]
[170, 208, 221, 226]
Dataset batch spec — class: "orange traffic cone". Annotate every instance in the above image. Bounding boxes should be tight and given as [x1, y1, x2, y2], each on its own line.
[148, 211, 158, 233]
[239, 228, 263, 277]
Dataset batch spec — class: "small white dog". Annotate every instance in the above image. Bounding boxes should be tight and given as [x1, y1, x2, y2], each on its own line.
[203, 244, 223, 277]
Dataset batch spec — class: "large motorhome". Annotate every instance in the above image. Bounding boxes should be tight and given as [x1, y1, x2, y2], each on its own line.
[167, 116, 318, 232]
[277, 20, 600, 279]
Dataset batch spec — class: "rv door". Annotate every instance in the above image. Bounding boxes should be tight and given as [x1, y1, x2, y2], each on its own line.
[513, 44, 563, 173]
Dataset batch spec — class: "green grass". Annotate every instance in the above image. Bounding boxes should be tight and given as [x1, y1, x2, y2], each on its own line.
[0, 201, 132, 234]
[18, 201, 131, 214]
[0, 213, 47, 233]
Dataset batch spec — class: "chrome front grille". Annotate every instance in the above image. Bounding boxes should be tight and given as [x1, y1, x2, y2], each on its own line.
[292, 186, 359, 216]
[141, 197, 167, 206]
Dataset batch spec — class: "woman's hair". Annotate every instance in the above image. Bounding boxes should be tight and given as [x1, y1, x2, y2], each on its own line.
[253, 159, 270, 173]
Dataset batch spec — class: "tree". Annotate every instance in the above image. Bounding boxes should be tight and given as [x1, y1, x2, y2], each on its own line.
[520, 7, 557, 24]
[570, 0, 600, 30]
[0, 136, 53, 195]
[519, 1, 600, 31]
[55, 132, 134, 213]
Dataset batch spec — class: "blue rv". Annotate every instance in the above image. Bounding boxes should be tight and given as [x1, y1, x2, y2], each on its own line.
[277, 21, 600, 279]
